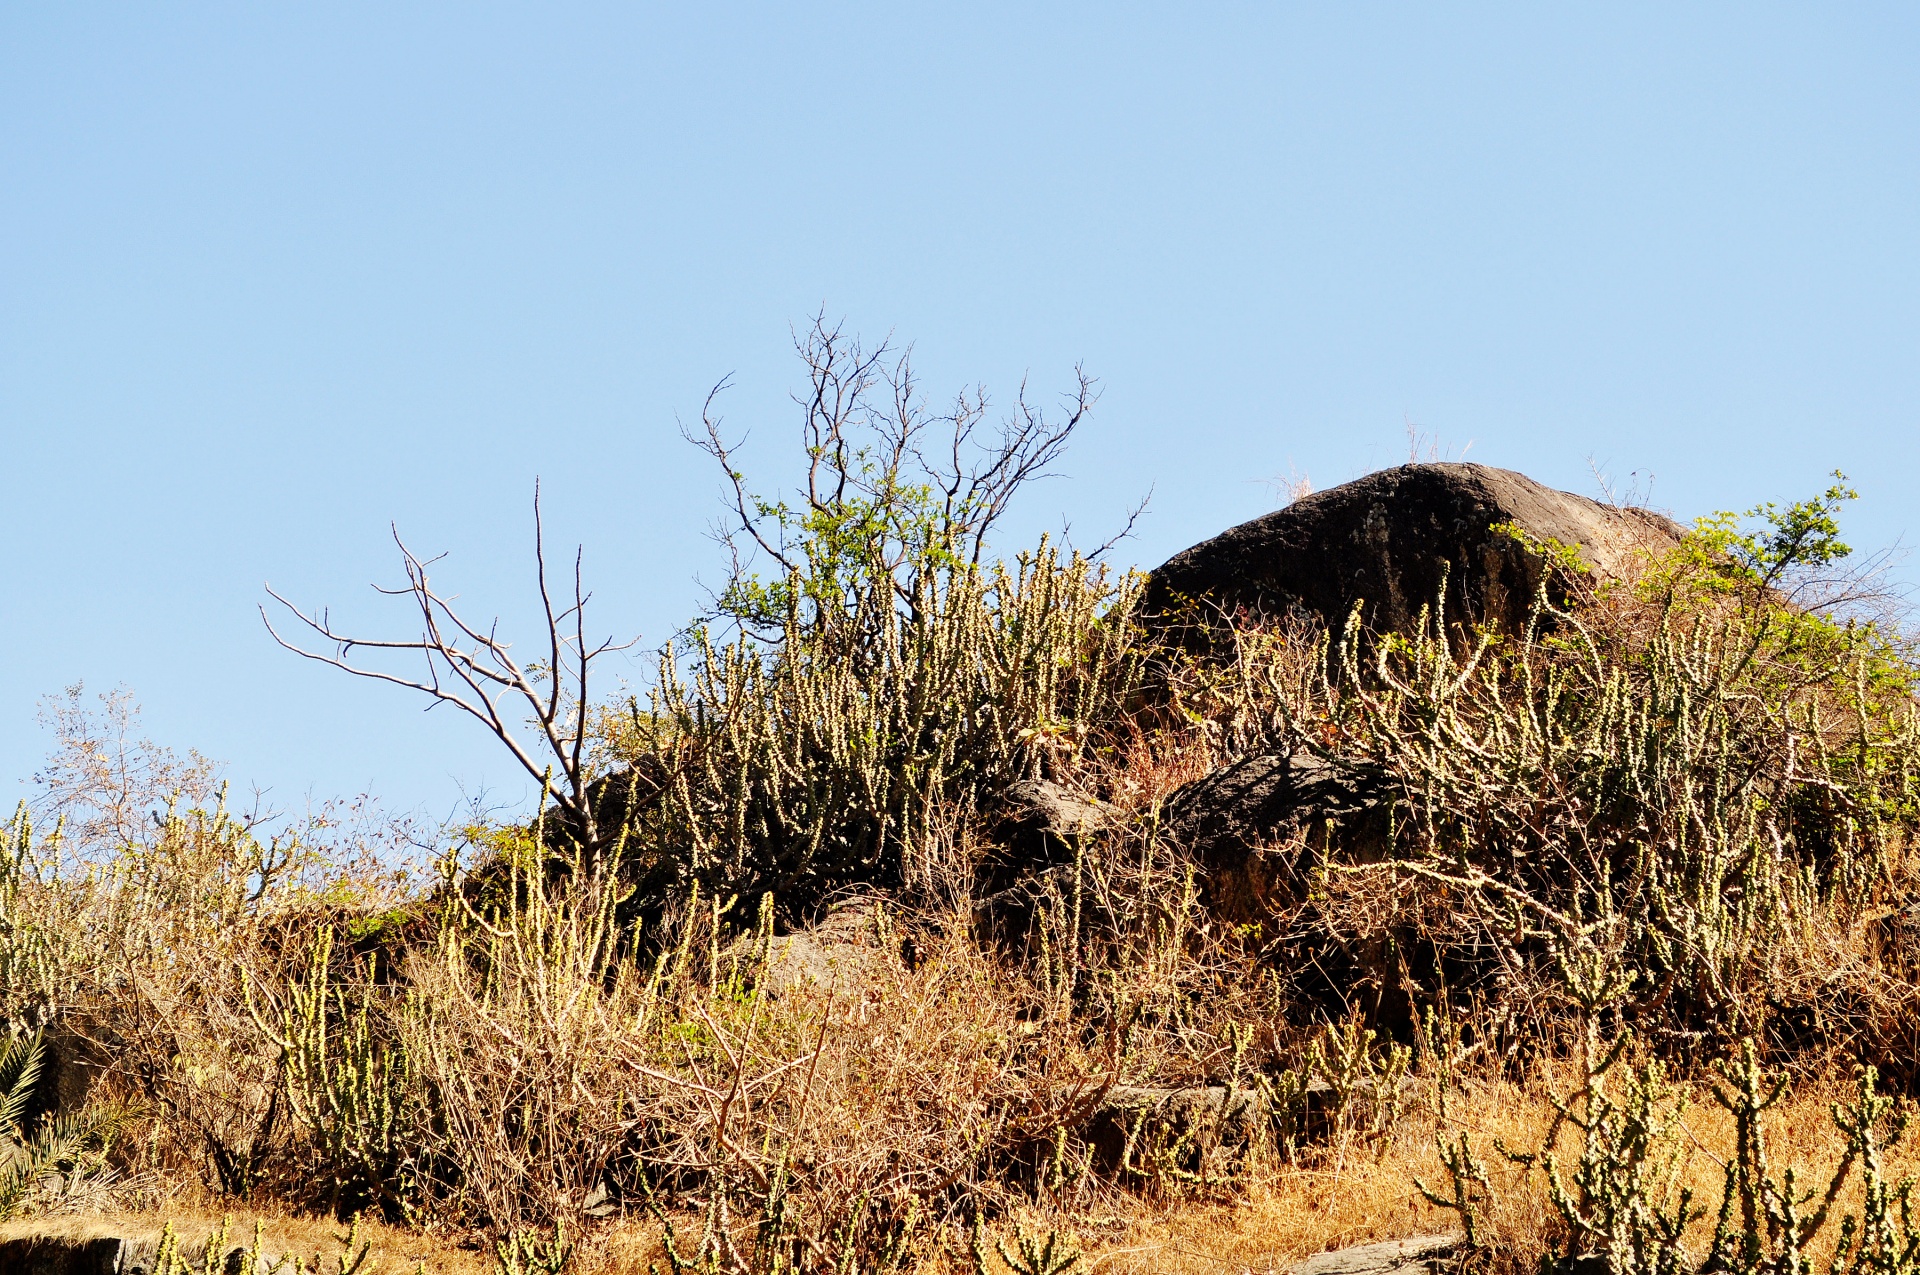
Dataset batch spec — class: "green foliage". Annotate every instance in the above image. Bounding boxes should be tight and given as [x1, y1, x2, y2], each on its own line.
[693, 315, 1097, 641]
[715, 462, 976, 638]
[0, 1025, 43, 1141]
[623, 317, 1143, 915]
[1690, 472, 1858, 592]
[0, 1025, 122, 1221]
[1491, 520, 1592, 579]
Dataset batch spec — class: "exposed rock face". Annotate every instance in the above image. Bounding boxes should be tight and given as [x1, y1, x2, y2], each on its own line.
[997, 778, 1109, 849]
[1146, 465, 1680, 921]
[1160, 751, 1390, 920]
[755, 899, 904, 997]
[984, 778, 1110, 881]
[1144, 464, 1682, 922]
[0, 1234, 154, 1275]
[972, 778, 1115, 937]
[1144, 462, 1682, 641]
[1290, 1234, 1461, 1275]
[1082, 1083, 1267, 1175]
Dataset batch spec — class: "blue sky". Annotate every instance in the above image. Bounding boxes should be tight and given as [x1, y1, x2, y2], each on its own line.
[5, 5, 1917, 824]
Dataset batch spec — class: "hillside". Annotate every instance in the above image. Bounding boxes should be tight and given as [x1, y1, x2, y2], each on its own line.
[2, 384, 1914, 1275]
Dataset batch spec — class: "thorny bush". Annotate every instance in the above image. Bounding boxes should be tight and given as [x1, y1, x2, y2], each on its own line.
[1171, 511, 1920, 1072]
[7, 392, 1920, 1275]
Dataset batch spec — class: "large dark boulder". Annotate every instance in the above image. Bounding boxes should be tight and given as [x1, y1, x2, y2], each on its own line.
[1147, 463, 1680, 925]
[1143, 462, 1682, 641]
[1160, 751, 1391, 920]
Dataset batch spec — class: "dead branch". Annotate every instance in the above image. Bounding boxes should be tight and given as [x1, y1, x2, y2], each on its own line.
[689, 312, 1104, 627]
[261, 484, 635, 852]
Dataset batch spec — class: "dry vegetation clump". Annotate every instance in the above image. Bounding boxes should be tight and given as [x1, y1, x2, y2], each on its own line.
[2, 328, 1918, 1275]
[634, 537, 1144, 920]
[1160, 475, 1920, 1072]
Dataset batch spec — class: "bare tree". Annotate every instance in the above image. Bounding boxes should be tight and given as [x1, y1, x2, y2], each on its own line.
[32, 684, 225, 856]
[262, 486, 634, 855]
[687, 313, 1132, 631]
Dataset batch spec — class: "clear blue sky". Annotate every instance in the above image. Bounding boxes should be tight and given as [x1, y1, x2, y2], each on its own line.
[5, 5, 1917, 824]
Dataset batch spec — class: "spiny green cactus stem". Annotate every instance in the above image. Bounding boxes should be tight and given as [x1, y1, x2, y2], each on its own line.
[1416, 1130, 1493, 1251]
[494, 1219, 573, 1275]
[977, 1220, 1081, 1275]
[249, 925, 415, 1219]
[642, 542, 1141, 918]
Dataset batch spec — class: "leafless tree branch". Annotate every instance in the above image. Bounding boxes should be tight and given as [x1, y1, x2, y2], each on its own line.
[691, 311, 1115, 627]
[262, 487, 637, 854]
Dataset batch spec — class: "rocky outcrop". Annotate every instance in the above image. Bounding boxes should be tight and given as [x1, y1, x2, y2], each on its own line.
[1144, 462, 1682, 642]
[1083, 1083, 1268, 1174]
[1160, 751, 1391, 920]
[1290, 1234, 1461, 1275]
[988, 779, 1110, 872]
[0, 1234, 153, 1275]
[1144, 464, 1681, 920]
[996, 778, 1109, 852]
[972, 779, 1114, 936]
[754, 899, 905, 997]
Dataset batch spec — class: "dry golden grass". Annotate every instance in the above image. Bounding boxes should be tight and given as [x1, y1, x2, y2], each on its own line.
[3, 1058, 1914, 1275]
[1087, 1169, 1450, 1275]
[0, 1203, 492, 1274]
[8, 522, 1918, 1275]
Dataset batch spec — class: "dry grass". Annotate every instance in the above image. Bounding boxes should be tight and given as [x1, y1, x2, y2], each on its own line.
[1081, 1062, 1920, 1275]
[4, 513, 1919, 1275]
[0, 1203, 492, 1274]
[1090, 1166, 1451, 1275]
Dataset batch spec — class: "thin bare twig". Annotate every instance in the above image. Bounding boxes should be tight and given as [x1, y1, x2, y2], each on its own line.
[262, 487, 636, 851]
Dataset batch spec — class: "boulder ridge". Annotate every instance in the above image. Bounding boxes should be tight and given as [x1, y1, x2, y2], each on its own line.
[1143, 462, 1682, 639]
